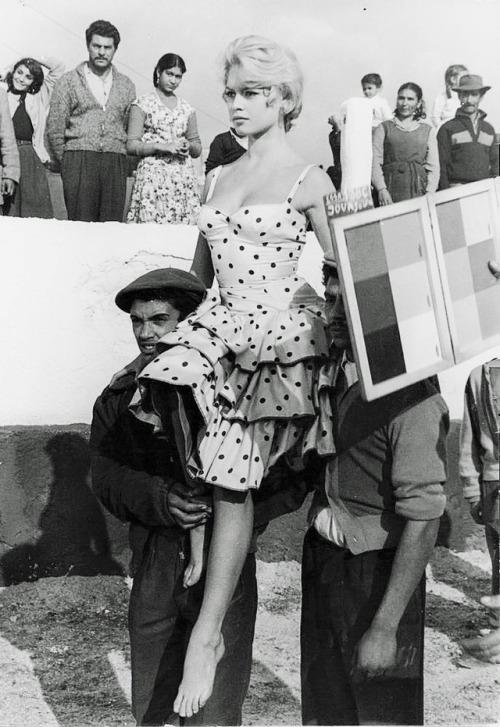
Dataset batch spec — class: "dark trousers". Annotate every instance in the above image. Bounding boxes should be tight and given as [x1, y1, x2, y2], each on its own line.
[301, 528, 425, 726]
[4, 142, 53, 218]
[61, 150, 128, 222]
[481, 480, 500, 595]
[129, 529, 257, 726]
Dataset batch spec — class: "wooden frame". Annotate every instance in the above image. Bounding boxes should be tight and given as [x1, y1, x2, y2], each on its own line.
[326, 180, 500, 401]
[427, 179, 500, 362]
[329, 199, 454, 401]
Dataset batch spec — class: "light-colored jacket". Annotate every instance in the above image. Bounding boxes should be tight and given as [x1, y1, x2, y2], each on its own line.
[459, 359, 500, 501]
[2, 56, 65, 164]
[0, 88, 20, 204]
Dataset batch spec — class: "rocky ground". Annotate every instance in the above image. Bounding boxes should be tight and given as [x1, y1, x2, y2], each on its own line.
[0, 546, 498, 727]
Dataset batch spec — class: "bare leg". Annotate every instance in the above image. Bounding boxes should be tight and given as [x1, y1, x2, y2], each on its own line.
[183, 523, 206, 589]
[174, 486, 254, 718]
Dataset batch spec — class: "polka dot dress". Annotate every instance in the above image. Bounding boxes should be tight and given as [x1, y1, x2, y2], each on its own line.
[139, 165, 336, 491]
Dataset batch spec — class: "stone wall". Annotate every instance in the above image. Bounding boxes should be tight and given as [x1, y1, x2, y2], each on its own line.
[0, 420, 482, 586]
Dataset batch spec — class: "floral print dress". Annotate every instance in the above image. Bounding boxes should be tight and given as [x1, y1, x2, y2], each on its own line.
[127, 92, 201, 224]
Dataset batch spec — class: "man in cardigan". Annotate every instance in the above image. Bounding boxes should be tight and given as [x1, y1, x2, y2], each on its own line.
[301, 258, 449, 725]
[437, 74, 498, 189]
[46, 19, 135, 221]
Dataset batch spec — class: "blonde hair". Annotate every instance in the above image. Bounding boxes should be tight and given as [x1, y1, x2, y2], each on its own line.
[222, 35, 303, 132]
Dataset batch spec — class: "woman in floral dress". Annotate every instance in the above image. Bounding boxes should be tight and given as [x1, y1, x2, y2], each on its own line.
[126, 53, 202, 224]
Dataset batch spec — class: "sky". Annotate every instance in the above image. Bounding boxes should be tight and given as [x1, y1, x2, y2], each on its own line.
[2, 0, 499, 166]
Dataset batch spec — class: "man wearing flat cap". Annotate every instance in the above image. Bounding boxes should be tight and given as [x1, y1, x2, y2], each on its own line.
[90, 268, 310, 726]
[437, 74, 498, 189]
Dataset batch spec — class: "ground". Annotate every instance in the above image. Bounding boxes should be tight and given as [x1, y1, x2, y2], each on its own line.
[0, 546, 498, 727]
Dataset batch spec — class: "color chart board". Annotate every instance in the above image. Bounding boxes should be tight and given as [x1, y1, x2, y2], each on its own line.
[428, 180, 500, 362]
[330, 199, 454, 400]
[328, 181, 500, 401]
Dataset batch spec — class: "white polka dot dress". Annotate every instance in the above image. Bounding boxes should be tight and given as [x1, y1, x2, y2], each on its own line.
[139, 165, 335, 491]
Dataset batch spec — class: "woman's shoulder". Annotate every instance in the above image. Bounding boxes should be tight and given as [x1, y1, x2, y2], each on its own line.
[177, 97, 195, 113]
[134, 91, 157, 105]
[293, 163, 334, 204]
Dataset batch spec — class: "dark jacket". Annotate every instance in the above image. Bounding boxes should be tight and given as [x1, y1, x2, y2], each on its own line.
[90, 374, 184, 572]
[437, 108, 498, 189]
[205, 130, 246, 175]
[90, 374, 313, 569]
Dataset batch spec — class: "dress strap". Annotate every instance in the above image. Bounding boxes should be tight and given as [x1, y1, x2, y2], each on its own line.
[205, 166, 223, 202]
[286, 164, 316, 203]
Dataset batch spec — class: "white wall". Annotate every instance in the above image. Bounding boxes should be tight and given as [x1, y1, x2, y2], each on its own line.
[1, 216, 498, 425]
[0, 217, 324, 425]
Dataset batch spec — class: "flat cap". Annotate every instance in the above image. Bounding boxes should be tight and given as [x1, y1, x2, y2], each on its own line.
[115, 267, 206, 312]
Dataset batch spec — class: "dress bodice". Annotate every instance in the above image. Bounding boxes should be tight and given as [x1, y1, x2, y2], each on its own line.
[197, 165, 314, 300]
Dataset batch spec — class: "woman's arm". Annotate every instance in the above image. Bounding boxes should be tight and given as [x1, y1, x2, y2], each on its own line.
[190, 234, 214, 287]
[424, 125, 440, 193]
[126, 104, 183, 158]
[298, 166, 335, 255]
[37, 56, 65, 101]
[371, 122, 387, 192]
[185, 111, 202, 159]
[190, 171, 216, 286]
[372, 123, 393, 204]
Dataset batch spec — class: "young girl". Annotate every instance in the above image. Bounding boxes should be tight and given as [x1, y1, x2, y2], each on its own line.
[137, 35, 335, 718]
[2, 55, 64, 217]
[126, 53, 202, 224]
[431, 63, 468, 129]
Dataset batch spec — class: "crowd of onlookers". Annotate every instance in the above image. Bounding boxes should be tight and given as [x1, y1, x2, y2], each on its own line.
[0, 20, 498, 224]
[0, 20, 498, 727]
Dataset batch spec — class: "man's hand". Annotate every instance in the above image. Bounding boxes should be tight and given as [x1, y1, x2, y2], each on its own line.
[352, 625, 397, 680]
[461, 595, 500, 664]
[378, 188, 393, 206]
[167, 482, 212, 530]
[469, 498, 484, 525]
[1, 179, 15, 197]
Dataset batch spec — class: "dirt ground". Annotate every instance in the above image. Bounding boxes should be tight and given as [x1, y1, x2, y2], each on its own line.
[0, 546, 498, 727]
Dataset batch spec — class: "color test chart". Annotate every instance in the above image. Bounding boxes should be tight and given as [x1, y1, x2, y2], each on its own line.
[327, 180, 500, 401]
[429, 180, 500, 362]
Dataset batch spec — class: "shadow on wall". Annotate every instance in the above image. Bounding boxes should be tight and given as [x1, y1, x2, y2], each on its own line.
[0, 432, 123, 585]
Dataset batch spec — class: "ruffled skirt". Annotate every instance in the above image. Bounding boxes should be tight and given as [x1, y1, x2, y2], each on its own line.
[137, 278, 336, 491]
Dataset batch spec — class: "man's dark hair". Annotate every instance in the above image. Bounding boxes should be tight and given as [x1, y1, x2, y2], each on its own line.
[86, 20, 121, 48]
[130, 288, 203, 321]
[361, 73, 382, 88]
[322, 261, 338, 287]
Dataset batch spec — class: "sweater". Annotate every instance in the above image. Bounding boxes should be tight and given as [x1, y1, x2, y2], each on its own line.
[437, 108, 498, 188]
[459, 359, 500, 501]
[311, 378, 448, 554]
[46, 62, 136, 162]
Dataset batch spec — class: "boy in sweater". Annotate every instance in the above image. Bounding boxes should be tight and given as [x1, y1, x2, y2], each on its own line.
[47, 19, 135, 221]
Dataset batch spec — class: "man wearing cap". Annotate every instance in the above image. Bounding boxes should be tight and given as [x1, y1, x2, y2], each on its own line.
[437, 74, 498, 189]
[90, 268, 309, 726]
[300, 259, 449, 725]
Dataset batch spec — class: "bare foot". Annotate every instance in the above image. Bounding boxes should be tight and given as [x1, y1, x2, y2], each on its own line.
[173, 632, 225, 717]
